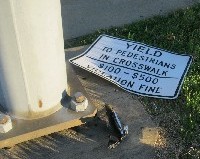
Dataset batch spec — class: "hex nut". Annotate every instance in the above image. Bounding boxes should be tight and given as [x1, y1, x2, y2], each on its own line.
[0, 114, 12, 133]
[74, 92, 85, 103]
[70, 92, 88, 112]
[0, 115, 8, 124]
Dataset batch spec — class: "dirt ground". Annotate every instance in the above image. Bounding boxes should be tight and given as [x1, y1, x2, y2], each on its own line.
[0, 46, 163, 159]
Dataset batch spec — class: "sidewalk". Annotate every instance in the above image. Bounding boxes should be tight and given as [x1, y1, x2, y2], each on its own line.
[0, 46, 161, 159]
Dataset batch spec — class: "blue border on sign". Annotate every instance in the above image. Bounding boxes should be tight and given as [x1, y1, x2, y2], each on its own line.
[69, 34, 193, 99]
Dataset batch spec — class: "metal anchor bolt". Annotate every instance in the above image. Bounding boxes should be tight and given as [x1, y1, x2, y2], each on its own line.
[0, 114, 12, 133]
[70, 92, 88, 112]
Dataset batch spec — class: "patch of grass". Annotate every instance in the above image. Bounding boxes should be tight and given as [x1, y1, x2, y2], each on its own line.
[65, 4, 200, 158]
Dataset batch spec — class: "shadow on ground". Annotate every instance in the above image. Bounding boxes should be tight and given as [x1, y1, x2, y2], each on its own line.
[0, 116, 158, 159]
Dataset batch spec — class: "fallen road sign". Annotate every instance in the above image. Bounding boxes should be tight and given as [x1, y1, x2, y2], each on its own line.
[69, 35, 192, 99]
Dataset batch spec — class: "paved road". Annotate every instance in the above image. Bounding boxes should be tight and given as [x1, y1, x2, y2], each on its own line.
[61, 0, 199, 39]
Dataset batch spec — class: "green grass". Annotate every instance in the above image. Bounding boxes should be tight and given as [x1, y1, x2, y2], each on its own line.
[65, 4, 200, 158]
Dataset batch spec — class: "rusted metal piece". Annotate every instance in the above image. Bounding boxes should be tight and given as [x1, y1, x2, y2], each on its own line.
[105, 104, 128, 149]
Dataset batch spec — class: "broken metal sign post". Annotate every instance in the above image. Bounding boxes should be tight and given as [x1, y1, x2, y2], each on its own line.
[69, 35, 192, 99]
[105, 104, 128, 149]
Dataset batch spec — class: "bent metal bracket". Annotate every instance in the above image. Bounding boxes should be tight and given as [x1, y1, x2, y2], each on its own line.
[69, 34, 192, 99]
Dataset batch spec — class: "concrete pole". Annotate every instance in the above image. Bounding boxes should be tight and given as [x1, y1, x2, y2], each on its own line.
[0, 0, 67, 119]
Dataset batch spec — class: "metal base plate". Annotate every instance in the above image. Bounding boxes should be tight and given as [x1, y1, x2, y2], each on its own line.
[0, 53, 97, 148]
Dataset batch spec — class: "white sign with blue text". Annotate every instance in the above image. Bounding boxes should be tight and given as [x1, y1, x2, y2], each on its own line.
[69, 35, 192, 99]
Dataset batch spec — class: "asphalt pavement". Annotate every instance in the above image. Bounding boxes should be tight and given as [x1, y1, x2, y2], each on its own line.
[61, 0, 199, 39]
